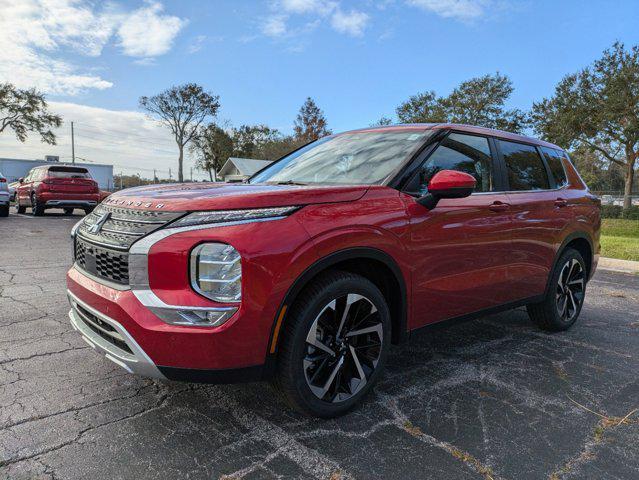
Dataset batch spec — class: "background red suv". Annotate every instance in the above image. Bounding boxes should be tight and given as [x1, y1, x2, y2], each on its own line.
[16, 165, 100, 216]
[66, 124, 600, 417]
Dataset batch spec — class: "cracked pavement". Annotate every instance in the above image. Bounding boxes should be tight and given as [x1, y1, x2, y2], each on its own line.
[1, 212, 638, 480]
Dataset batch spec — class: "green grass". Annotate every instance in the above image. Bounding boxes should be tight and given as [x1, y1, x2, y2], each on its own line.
[601, 218, 639, 261]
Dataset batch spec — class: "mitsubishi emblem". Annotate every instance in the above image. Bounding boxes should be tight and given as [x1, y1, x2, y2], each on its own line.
[88, 212, 111, 234]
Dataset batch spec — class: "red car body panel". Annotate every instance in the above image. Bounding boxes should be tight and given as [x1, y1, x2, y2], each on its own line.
[104, 183, 368, 211]
[66, 124, 601, 380]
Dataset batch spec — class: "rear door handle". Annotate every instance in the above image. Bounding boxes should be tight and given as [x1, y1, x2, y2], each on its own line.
[554, 198, 568, 208]
[489, 201, 510, 212]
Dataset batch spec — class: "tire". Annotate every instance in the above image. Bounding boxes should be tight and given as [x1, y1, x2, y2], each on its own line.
[16, 199, 26, 214]
[275, 270, 391, 418]
[63, 208, 74, 215]
[31, 194, 44, 216]
[0, 205, 8, 217]
[84, 207, 94, 215]
[527, 248, 587, 332]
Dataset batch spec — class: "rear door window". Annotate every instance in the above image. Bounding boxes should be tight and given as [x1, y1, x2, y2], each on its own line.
[541, 147, 568, 187]
[47, 167, 91, 179]
[498, 140, 550, 191]
[413, 133, 494, 195]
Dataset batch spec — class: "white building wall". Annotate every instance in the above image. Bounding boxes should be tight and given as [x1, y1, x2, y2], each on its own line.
[0, 158, 114, 189]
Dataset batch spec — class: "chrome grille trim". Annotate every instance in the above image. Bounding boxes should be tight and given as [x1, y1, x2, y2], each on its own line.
[77, 204, 184, 251]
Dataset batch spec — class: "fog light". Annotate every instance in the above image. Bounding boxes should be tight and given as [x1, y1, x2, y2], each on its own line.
[176, 309, 236, 327]
[190, 243, 241, 302]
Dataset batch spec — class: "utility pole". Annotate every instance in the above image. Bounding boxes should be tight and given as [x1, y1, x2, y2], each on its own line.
[71, 121, 75, 164]
[190, 167, 193, 182]
[169, 168, 172, 180]
[153, 169, 157, 183]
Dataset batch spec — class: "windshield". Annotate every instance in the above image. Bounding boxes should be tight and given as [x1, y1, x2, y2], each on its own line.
[250, 130, 432, 185]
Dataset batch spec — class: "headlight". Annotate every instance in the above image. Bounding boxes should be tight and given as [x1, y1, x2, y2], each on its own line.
[190, 243, 242, 302]
[172, 206, 299, 228]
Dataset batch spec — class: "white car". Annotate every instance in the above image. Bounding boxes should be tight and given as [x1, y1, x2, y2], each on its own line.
[0, 172, 10, 217]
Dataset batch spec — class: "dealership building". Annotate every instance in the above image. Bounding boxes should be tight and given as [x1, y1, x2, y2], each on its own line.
[0, 157, 114, 189]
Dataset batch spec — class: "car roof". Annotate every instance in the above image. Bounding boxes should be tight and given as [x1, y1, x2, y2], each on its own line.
[339, 123, 563, 150]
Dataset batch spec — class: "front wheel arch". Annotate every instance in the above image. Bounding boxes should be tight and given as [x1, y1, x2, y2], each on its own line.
[266, 248, 408, 369]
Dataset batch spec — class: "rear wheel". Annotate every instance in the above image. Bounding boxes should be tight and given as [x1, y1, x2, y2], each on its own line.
[16, 198, 26, 214]
[275, 271, 390, 418]
[0, 205, 8, 217]
[527, 248, 587, 332]
[31, 194, 44, 216]
[84, 206, 94, 215]
[63, 208, 74, 215]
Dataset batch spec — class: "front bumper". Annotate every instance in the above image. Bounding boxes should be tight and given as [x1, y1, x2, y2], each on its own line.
[66, 265, 269, 380]
[68, 290, 165, 379]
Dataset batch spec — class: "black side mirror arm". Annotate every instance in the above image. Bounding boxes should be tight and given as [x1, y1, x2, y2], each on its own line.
[416, 193, 439, 209]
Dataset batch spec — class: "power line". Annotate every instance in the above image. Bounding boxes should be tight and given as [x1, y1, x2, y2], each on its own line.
[72, 121, 178, 144]
[73, 126, 178, 148]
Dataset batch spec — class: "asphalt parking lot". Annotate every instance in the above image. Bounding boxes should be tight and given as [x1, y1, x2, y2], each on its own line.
[1, 211, 638, 480]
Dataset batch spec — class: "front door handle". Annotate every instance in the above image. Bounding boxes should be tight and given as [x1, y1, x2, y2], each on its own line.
[489, 201, 510, 212]
[554, 198, 568, 208]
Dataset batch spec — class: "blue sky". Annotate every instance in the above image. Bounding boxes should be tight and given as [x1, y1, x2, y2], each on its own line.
[1, 0, 638, 178]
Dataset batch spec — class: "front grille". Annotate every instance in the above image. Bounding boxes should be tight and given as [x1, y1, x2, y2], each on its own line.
[74, 303, 133, 354]
[75, 239, 129, 284]
[77, 204, 184, 251]
[74, 203, 184, 285]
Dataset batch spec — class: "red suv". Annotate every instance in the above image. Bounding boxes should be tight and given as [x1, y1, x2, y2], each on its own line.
[67, 124, 600, 417]
[16, 165, 100, 216]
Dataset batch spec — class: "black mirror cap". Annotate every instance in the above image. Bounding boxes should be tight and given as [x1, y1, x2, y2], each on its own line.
[416, 186, 474, 209]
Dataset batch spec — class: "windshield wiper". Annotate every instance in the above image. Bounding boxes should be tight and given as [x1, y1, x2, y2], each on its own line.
[272, 180, 308, 186]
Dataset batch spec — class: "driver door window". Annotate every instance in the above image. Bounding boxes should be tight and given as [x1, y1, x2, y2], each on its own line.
[413, 133, 494, 196]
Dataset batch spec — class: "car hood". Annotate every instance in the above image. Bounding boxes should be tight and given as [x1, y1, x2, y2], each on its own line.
[103, 182, 369, 212]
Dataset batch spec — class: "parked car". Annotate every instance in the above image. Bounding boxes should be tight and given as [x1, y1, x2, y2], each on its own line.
[0, 172, 9, 217]
[67, 124, 601, 417]
[15, 165, 100, 216]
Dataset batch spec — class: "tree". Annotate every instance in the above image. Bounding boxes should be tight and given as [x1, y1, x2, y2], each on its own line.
[531, 42, 639, 210]
[0, 83, 62, 144]
[140, 83, 220, 182]
[293, 97, 331, 142]
[396, 73, 528, 133]
[191, 124, 234, 181]
[370, 116, 393, 127]
[231, 124, 281, 158]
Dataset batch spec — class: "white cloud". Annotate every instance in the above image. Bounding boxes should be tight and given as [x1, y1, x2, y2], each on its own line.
[117, 1, 187, 57]
[262, 15, 289, 37]
[0, 0, 186, 95]
[330, 9, 370, 37]
[263, 0, 368, 39]
[406, 0, 489, 20]
[280, 0, 337, 15]
[0, 102, 208, 181]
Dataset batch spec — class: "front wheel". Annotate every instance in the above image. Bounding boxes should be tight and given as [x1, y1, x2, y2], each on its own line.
[527, 248, 587, 332]
[63, 208, 74, 215]
[0, 205, 8, 217]
[275, 271, 391, 418]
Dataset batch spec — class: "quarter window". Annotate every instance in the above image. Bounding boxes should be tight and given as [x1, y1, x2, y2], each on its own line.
[541, 147, 568, 187]
[414, 133, 493, 195]
[499, 140, 550, 191]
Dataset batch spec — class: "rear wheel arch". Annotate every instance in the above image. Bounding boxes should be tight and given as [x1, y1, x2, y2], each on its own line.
[267, 248, 408, 363]
[549, 232, 594, 289]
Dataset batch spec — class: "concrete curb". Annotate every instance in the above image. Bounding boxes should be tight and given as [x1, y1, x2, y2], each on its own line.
[598, 257, 639, 274]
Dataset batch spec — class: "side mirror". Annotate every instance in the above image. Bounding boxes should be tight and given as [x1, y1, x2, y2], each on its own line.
[18, 178, 24, 183]
[416, 170, 476, 209]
